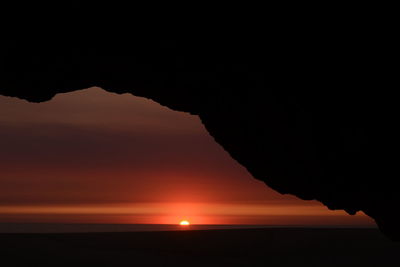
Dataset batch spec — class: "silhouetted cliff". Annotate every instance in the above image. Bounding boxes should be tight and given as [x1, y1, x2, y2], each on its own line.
[1, 33, 398, 240]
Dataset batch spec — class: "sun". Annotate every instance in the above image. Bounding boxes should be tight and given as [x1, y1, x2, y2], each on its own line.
[179, 220, 190, 226]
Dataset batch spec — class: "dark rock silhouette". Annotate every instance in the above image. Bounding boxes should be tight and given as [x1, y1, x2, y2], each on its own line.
[0, 34, 398, 240]
[1, 229, 400, 266]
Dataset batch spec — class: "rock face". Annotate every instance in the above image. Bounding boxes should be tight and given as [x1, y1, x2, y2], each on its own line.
[0, 35, 398, 240]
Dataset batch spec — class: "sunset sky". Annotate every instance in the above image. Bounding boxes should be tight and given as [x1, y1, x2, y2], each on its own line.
[0, 88, 374, 226]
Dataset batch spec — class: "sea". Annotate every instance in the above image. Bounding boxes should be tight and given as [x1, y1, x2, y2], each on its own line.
[0, 223, 375, 233]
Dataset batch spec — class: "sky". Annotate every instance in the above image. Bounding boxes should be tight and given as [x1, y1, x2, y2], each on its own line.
[0, 88, 374, 226]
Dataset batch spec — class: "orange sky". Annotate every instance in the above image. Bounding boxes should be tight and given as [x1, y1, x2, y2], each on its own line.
[0, 88, 374, 226]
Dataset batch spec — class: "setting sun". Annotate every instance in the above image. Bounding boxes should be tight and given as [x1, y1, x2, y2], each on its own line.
[179, 220, 190, 226]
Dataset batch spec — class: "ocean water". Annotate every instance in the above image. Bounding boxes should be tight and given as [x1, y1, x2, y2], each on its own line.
[0, 223, 376, 233]
[0, 223, 271, 233]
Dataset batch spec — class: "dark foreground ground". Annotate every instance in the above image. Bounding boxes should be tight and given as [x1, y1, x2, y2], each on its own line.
[1, 228, 399, 267]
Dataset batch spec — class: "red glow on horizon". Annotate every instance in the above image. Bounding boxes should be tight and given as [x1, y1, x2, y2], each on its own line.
[0, 88, 377, 227]
[0, 202, 375, 226]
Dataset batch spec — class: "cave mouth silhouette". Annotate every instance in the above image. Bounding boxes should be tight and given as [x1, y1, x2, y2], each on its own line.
[0, 37, 398, 240]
